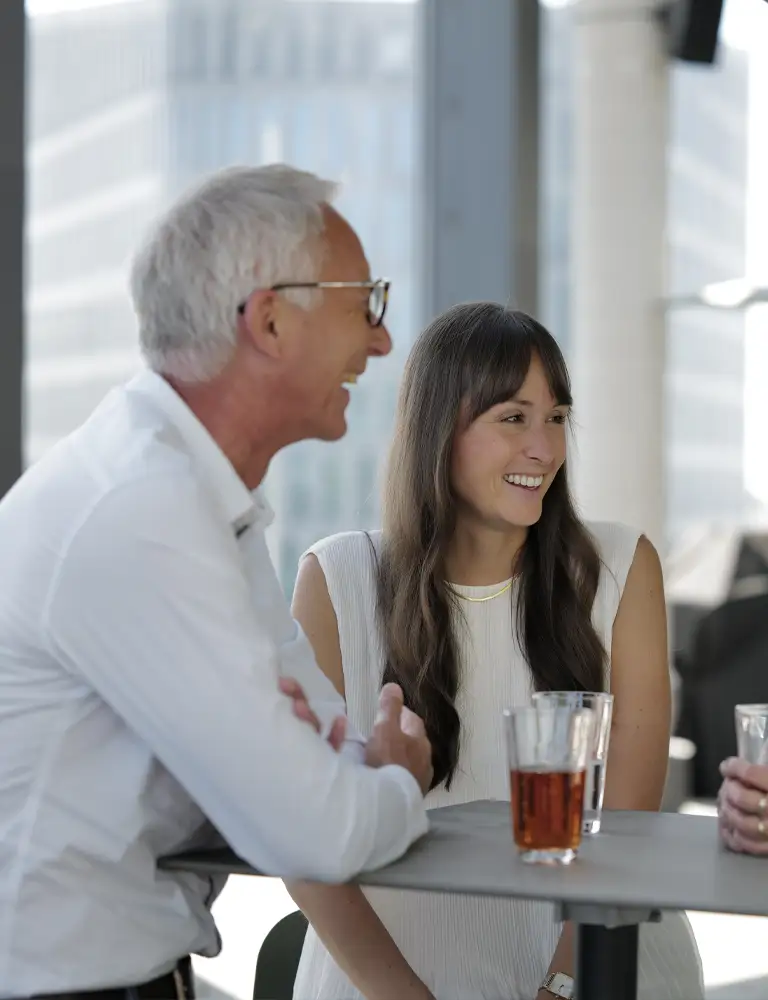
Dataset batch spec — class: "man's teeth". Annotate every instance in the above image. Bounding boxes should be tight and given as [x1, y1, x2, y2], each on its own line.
[342, 373, 358, 385]
[503, 474, 544, 489]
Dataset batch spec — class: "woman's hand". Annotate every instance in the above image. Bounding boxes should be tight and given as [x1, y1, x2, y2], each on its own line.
[718, 757, 768, 855]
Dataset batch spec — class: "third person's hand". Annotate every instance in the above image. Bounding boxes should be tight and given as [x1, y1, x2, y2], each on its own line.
[718, 757, 768, 856]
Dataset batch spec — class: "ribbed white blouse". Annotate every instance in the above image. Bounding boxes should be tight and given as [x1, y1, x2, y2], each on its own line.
[293, 523, 703, 1000]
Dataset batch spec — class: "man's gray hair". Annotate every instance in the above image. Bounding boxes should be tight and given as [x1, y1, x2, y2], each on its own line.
[129, 164, 338, 381]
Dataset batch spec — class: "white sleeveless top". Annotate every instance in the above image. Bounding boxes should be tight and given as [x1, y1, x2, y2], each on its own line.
[293, 522, 703, 1000]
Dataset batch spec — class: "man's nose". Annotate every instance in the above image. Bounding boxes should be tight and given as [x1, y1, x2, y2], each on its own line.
[368, 321, 392, 357]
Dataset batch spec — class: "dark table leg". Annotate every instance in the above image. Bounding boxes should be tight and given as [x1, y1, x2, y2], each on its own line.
[576, 923, 638, 1000]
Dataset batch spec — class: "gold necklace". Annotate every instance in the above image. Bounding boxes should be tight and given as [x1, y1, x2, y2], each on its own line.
[454, 579, 514, 604]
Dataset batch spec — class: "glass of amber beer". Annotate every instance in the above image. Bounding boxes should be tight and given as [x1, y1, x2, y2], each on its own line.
[504, 704, 595, 865]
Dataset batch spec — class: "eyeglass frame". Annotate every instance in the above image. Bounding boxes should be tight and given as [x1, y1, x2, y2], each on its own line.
[236, 279, 390, 328]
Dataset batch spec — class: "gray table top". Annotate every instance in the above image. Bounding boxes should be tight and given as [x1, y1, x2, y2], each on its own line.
[161, 800, 768, 918]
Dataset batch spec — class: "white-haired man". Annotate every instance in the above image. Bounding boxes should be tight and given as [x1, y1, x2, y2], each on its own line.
[0, 165, 432, 1000]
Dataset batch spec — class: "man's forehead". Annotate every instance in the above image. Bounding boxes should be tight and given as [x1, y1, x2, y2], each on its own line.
[320, 205, 370, 279]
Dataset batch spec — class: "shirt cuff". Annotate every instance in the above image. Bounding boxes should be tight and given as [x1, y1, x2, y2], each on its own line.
[378, 764, 430, 841]
[339, 738, 367, 765]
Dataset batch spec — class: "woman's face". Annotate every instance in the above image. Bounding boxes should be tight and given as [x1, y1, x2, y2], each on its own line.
[451, 354, 568, 532]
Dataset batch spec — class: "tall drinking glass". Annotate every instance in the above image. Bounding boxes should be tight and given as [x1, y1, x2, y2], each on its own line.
[532, 691, 614, 834]
[735, 704, 768, 765]
[504, 704, 594, 865]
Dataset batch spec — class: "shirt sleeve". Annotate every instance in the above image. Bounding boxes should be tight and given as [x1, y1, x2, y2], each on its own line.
[42, 474, 428, 883]
[236, 524, 367, 755]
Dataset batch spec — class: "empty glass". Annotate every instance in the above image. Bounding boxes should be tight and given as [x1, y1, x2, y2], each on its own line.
[504, 703, 595, 865]
[735, 704, 768, 765]
[532, 691, 614, 834]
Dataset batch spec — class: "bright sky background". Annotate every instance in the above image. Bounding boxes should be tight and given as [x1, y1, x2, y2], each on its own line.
[26, 0, 140, 13]
[25, 0, 768, 506]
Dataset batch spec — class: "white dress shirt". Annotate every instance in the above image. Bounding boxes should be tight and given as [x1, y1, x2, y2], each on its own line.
[0, 371, 427, 997]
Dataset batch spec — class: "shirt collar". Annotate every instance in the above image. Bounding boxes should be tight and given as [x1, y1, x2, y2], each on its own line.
[126, 369, 273, 533]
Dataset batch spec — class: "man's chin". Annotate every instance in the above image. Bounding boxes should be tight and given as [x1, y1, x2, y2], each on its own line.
[315, 416, 348, 443]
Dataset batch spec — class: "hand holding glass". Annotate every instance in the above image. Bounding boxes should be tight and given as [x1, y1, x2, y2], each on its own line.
[504, 704, 595, 865]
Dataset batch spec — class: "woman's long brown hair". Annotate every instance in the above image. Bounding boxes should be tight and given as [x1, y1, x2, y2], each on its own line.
[375, 303, 606, 790]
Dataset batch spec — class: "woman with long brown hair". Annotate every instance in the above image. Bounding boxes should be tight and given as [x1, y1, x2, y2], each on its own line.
[286, 303, 703, 1000]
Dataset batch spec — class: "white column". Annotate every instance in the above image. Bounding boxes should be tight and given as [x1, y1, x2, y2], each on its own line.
[569, 0, 669, 551]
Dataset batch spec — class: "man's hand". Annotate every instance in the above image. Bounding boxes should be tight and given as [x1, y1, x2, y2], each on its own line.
[365, 683, 433, 795]
[279, 676, 346, 752]
[718, 757, 768, 856]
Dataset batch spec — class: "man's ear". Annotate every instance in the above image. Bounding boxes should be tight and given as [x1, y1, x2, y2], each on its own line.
[238, 291, 283, 360]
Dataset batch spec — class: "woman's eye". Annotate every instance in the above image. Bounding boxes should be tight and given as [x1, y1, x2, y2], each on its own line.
[502, 414, 524, 424]
[549, 413, 567, 424]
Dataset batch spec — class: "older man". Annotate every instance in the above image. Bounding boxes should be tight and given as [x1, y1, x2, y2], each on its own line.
[0, 165, 432, 1000]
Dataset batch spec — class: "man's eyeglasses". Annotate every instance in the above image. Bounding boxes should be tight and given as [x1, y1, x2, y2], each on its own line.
[237, 279, 390, 328]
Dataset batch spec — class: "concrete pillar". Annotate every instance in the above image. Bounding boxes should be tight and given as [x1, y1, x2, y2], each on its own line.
[569, 0, 669, 550]
[418, 0, 540, 323]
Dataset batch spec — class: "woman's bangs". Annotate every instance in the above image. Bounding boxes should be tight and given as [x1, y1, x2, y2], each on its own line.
[463, 335, 534, 424]
[535, 333, 572, 408]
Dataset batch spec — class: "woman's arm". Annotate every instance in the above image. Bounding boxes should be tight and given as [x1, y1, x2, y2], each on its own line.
[604, 534, 671, 811]
[286, 554, 435, 1000]
[536, 534, 670, 999]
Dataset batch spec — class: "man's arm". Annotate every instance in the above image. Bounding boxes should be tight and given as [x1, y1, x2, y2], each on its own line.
[286, 553, 435, 1000]
[237, 525, 366, 759]
[42, 474, 428, 883]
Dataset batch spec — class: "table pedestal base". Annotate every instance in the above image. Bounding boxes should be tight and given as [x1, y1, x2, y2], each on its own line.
[576, 923, 638, 1000]
[561, 903, 660, 1000]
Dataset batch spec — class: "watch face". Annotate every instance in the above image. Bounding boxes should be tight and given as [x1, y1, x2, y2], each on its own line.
[544, 972, 574, 999]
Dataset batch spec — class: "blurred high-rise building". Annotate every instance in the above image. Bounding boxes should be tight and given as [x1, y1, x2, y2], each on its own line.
[26, 0, 166, 464]
[26, 0, 751, 590]
[541, 5, 750, 547]
[26, 0, 417, 593]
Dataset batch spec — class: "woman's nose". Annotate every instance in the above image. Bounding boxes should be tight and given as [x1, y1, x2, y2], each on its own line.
[522, 426, 555, 465]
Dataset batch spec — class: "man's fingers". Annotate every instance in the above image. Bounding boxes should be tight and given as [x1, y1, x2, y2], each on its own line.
[400, 706, 426, 738]
[293, 699, 321, 732]
[280, 676, 347, 746]
[279, 676, 307, 700]
[375, 682, 404, 725]
[280, 677, 321, 733]
[328, 716, 347, 752]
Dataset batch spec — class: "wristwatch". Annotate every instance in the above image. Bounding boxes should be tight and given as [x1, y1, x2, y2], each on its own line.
[540, 972, 575, 998]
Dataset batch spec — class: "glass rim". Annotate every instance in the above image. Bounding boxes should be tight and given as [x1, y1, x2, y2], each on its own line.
[503, 704, 596, 720]
[735, 703, 768, 715]
[532, 690, 614, 704]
